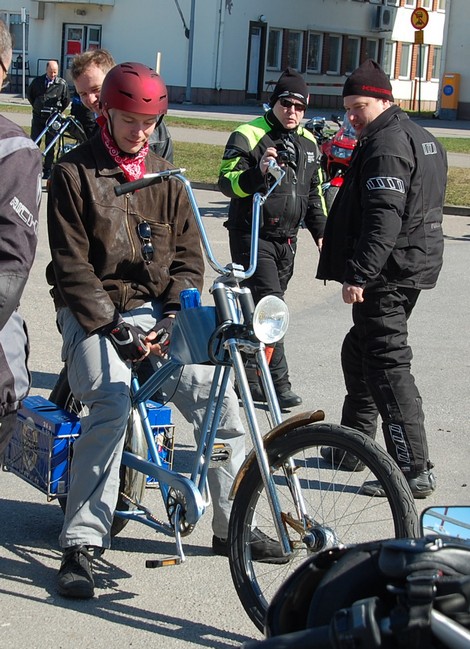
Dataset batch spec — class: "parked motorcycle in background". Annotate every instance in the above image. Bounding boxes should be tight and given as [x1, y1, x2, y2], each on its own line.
[306, 113, 358, 212]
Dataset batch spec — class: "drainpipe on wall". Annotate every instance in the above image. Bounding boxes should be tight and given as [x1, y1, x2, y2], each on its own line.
[184, 0, 196, 103]
[215, 0, 225, 91]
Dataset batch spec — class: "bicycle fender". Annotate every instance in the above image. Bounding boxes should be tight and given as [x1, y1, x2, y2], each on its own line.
[229, 409, 325, 499]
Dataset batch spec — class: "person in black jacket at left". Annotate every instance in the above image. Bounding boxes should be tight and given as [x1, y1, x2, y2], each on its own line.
[27, 59, 70, 179]
[0, 19, 42, 459]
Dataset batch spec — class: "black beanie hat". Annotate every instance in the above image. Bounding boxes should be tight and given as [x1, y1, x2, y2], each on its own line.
[343, 59, 394, 102]
[270, 68, 309, 108]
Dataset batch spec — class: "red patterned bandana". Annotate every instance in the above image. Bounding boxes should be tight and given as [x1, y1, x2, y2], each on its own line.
[100, 120, 149, 182]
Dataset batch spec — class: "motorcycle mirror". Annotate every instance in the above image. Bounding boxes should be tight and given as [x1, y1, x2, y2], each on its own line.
[420, 505, 470, 543]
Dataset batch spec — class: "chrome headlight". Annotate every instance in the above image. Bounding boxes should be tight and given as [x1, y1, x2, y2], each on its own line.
[253, 296, 289, 344]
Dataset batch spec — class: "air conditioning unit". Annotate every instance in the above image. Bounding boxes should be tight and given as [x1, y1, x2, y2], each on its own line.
[372, 5, 393, 31]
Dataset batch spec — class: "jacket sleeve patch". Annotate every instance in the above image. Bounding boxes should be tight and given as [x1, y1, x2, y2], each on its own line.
[422, 141, 438, 155]
[365, 176, 405, 193]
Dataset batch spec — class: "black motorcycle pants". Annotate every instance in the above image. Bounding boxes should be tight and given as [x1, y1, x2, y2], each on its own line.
[340, 284, 430, 477]
[229, 231, 296, 392]
[31, 116, 55, 173]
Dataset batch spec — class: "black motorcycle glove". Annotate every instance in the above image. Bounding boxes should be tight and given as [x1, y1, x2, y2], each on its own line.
[151, 316, 175, 350]
[107, 320, 147, 362]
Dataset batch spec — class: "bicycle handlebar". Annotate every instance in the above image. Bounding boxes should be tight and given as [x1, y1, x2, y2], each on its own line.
[243, 625, 331, 648]
[114, 168, 187, 196]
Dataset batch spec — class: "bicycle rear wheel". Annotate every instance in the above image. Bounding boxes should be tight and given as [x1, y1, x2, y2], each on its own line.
[228, 422, 418, 631]
[50, 367, 147, 537]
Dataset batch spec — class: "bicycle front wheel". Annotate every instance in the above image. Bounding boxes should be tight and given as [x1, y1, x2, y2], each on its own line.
[228, 422, 418, 631]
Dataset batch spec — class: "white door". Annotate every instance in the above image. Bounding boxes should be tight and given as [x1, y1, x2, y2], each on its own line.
[62, 24, 102, 85]
[247, 26, 262, 95]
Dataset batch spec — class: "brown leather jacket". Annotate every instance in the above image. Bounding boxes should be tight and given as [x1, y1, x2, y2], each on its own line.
[46, 132, 204, 335]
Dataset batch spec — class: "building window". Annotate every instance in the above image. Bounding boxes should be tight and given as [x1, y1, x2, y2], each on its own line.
[344, 36, 360, 74]
[0, 11, 29, 56]
[399, 43, 412, 79]
[385, 0, 400, 6]
[327, 34, 342, 74]
[267, 29, 282, 70]
[404, 0, 416, 8]
[416, 45, 429, 80]
[365, 39, 379, 61]
[437, 0, 446, 10]
[307, 32, 322, 73]
[383, 40, 396, 79]
[287, 30, 303, 70]
[421, 0, 432, 9]
[431, 46, 442, 80]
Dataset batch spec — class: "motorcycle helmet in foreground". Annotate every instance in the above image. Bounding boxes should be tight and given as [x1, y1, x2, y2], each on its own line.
[243, 506, 470, 648]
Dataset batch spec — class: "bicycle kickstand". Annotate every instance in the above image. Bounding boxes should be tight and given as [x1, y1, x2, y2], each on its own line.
[118, 492, 185, 568]
[146, 502, 185, 569]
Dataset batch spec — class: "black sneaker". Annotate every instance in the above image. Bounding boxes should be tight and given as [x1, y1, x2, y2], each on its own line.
[320, 446, 365, 472]
[212, 528, 290, 564]
[57, 545, 95, 598]
[361, 469, 436, 499]
[250, 384, 267, 402]
[250, 528, 290, 564]
[276, 389, 302, 409]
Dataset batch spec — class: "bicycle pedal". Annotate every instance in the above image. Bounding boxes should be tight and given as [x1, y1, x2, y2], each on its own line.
[209, 443, 232, 466]
[146, 556, 182, 568]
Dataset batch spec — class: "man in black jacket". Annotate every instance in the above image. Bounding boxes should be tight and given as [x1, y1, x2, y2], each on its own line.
[317, 60, 447, 498]
[219, 68, 326, 409]
[27, 59, 70, 179]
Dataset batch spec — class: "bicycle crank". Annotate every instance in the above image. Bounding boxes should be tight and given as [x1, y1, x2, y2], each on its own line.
[167, 488, 195, 537]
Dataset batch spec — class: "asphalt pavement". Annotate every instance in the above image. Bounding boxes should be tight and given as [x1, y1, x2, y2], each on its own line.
[1, 183, 469, 648]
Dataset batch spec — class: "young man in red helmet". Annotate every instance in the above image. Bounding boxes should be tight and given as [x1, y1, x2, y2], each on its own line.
[47, 62, 284, 599]
[70, 48, 173, 161]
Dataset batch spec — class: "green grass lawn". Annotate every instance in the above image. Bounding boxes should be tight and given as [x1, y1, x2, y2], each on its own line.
[445, 168, 470, 207]
[3, 102, 468, 205]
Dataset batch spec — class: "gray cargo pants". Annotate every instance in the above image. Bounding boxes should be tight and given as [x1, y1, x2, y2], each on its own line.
[57, 302, 246, 549]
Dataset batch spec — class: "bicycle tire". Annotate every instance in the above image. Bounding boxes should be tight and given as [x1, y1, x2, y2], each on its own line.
[50, 367, 147, 537]
[228, 422, 418, 631]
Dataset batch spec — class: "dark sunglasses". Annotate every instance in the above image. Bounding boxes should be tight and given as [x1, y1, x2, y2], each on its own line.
[279, 97, 306, 112]
[137, 221, 154, 264]
[0, 58, 10, 91]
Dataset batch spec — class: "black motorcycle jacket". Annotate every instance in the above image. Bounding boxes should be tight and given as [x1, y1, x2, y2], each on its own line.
[218, 110, 326, 242]
[27, 74, 70, 119]
[317, 105, 447, 289]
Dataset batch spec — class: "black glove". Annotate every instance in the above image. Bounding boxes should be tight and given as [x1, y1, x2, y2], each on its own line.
[152, 316, 175, 350]
[107, 320, 147, 362]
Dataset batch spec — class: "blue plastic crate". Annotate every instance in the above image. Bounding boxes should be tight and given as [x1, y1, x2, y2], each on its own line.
[3, 395, 81, 499]
[145, 401, 174, 486]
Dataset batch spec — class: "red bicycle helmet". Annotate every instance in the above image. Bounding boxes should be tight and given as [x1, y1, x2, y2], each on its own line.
[100, 62, 168, 116]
